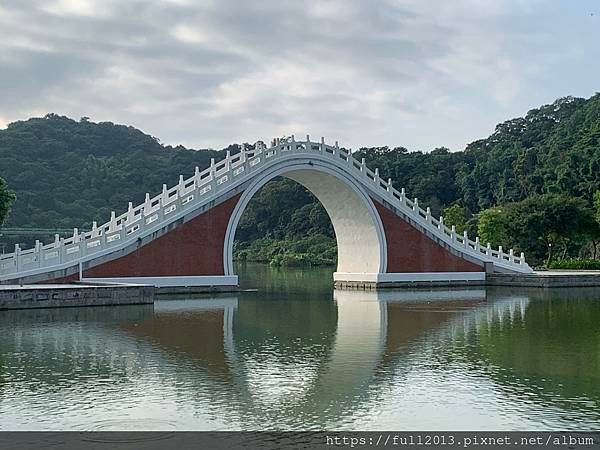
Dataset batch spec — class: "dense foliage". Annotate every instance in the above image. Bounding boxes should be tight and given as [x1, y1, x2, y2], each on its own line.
[1, 93, 600, 267]
[0, 114, 225, 229]
[548, 259, 600, 270]
[0, 177, 16, 225]
[476, 195, 599, 265]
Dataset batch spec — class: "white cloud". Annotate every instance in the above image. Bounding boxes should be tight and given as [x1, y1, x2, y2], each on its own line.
[0, 0, 598, 151]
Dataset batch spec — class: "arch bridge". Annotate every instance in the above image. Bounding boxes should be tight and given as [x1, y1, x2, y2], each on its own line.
[0, 136, 532, 288]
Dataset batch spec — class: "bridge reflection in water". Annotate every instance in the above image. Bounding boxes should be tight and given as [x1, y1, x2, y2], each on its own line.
[1, 286, 599, 430]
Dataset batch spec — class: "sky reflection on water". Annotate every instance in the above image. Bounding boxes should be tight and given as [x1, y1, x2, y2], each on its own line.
[1, 265, 599, 430]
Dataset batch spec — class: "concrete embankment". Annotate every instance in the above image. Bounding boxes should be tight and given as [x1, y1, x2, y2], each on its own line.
[336, 270, 600, 290]
[0, 283, 154, 310]
[487, 271, 600, 288]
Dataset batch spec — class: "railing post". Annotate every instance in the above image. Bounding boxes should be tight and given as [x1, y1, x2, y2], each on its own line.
[400, 188, 406, 205]
[475, 237, 480, 252]
[486, 242, 491, 256]
[109, 211, 117, 232]
[347, 148, 353, 165]
[463, 230, 469, 248]
[413, 198, 419, 214]
[178, 175, 184, 194]
[127, 202, 134, 222]
[14, 244, 21, 272]
[509, 248, 514, 263]
[361, 158, 366, 172]
[374, 168, 379, 182]
[92, 221, 98, 236]
[520, 252, 525, 264]
[35, 240, 41, 267]
[161, 184, 168, 206]
[73, 228, 79, 244]
[425, 207, 431, 223]
[387, 178, 393, 192]
[144, 193, 151, 214]
[450, 225, 456, 241]
[334, 140, 339, 155]
[225, 151, 231, 171]
[439, 215, 444, 230]
[306, 134, 310, 143]
[498, 246, 503, 258]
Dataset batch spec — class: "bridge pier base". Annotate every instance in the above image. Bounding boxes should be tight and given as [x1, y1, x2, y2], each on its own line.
[333, 271, 486, 290]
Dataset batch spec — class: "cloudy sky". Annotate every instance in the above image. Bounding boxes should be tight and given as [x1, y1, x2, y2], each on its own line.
[1, 0, 599, 151]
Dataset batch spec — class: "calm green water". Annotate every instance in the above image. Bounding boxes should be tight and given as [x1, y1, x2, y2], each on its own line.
[1, 263, 600, 430]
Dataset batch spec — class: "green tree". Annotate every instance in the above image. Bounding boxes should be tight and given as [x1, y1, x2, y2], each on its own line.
[477, 207, 510, 247]
[442, 204, 468, 233]
[0, 177, 16, 225]
[477, 195, 596, 266]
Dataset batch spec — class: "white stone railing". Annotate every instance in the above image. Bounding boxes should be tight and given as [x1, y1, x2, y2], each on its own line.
[0, 136, 531, 279]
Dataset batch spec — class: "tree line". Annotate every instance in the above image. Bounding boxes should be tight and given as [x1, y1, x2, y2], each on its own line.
[1, 94, 600, 267]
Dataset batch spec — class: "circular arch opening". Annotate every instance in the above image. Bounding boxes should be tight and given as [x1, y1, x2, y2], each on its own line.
[224, 161, 387, 277]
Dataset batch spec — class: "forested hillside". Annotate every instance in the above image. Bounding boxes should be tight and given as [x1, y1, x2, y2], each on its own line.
[1, 94, 600, 266]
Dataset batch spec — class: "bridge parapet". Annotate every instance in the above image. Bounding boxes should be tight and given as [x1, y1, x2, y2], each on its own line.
[0, 135, 531, 282]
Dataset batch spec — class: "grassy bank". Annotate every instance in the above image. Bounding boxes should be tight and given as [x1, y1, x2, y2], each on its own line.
[548, 259, 600, 270]
[234, 234, 336, 267]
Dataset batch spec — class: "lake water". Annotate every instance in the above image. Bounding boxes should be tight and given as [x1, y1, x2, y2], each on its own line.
[1, 263, 599, 430]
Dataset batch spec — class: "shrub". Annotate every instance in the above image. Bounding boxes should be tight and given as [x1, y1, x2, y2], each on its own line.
[548, 258, 600, 270]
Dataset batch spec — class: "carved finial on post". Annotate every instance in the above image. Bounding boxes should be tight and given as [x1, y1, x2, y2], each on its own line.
[426, 207, 431, 221]
[387, 178, 392, 191]
[486, 242, 491, 255]
[439, 215, 444, 229]
[520, 252, 525, 263]
[73, 228, 79, 243]
[195, 166, 200, 176]
[54, 234, 60, 247]
[463, 230, 469, 247]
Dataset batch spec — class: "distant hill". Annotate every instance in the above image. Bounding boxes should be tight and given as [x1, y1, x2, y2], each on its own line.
[0, 114, 225, 229]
